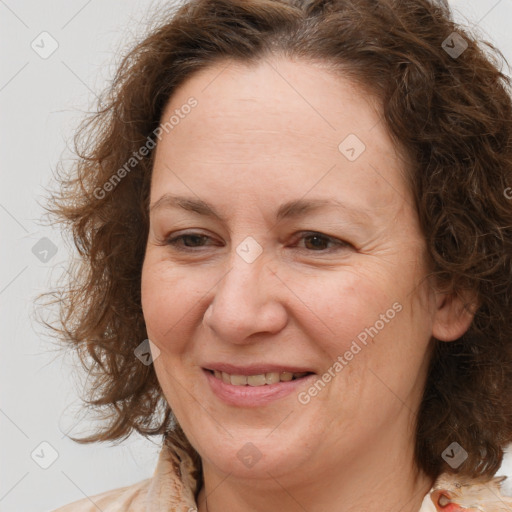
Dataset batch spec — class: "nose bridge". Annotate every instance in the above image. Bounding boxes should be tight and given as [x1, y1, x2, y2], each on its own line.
[204, 238, 286, 340]
[219, 242, 270, 311]
[223, 230, 271, 290]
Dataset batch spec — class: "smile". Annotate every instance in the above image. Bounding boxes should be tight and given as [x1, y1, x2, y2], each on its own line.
[202, 368, 317, 407]
[207, 369, 312, 386]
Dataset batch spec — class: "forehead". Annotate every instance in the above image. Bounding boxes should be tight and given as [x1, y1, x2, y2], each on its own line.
[151, 57, 411, 217]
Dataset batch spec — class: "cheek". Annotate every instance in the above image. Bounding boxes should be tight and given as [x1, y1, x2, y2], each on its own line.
[140, 260, 202, 350]
[288, 266, 405, 357]
[299, 268, 432, 400]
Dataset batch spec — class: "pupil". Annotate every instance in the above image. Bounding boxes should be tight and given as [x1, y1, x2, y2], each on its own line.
[186, 235, 204, 246]
[306, 235, 326, 250]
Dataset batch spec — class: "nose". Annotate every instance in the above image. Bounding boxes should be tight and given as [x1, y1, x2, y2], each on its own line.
[203, 248, 288, 344]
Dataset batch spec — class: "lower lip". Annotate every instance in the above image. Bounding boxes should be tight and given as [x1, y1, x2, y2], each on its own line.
[203, 369, 316, 407]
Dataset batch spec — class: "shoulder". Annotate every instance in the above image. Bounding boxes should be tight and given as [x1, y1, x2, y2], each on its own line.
[49, 477, 152, 512]
[49, 436, 200, 512]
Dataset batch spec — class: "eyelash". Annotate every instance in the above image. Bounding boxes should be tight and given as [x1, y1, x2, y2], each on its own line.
[163, 231, 350, 253]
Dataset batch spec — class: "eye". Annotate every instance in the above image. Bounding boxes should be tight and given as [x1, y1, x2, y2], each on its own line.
[164, 232, 215, 250]
[161, 230, 350, 253]
[293, 231, 350, 252]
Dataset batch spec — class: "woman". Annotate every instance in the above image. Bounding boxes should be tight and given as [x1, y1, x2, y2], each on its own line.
[43, 0, 512, 510]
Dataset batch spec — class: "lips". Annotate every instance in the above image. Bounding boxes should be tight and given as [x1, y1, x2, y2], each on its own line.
[203, 366, 317, 407]
[203, 362, 315, 376]
[207, 369, 312, 386]
[203, 363, 315, 387]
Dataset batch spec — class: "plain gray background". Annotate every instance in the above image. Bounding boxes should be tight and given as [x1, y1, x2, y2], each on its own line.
[1, 1, 512, 511]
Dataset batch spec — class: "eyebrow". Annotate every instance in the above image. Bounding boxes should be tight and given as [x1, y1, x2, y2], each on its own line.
[149, 194, 373, 225]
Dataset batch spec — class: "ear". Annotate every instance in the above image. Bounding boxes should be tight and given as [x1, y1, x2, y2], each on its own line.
[431, 288, 480, 342]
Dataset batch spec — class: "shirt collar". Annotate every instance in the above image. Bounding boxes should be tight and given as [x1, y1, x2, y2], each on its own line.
[146, 435, 199, 511]
[146, 437, 507, 512]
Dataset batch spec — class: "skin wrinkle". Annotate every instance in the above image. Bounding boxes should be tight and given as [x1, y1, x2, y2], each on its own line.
[140, 57, 476, 512]
[39, 3, 512, 510]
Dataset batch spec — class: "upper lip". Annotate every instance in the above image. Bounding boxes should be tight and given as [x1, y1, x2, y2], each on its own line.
[203, 363, 315, 376]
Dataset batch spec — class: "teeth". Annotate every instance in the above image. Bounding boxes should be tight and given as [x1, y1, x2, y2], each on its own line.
[231, 374, 248, 385]
[212, 370, 310, 386]
[265, 372, 280, 385]
[247, 374, 266, 386]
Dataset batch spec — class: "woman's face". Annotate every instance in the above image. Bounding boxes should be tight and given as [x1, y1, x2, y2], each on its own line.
[141, 57, 455, 482]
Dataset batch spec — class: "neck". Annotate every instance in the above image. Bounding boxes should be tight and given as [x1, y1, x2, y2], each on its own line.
[196, 428, 434, 512]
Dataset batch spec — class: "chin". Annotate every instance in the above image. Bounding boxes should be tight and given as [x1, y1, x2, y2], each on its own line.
[194, 430, 309, 479]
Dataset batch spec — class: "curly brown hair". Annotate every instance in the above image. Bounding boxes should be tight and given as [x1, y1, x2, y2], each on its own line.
[38, 0, 512, 483]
